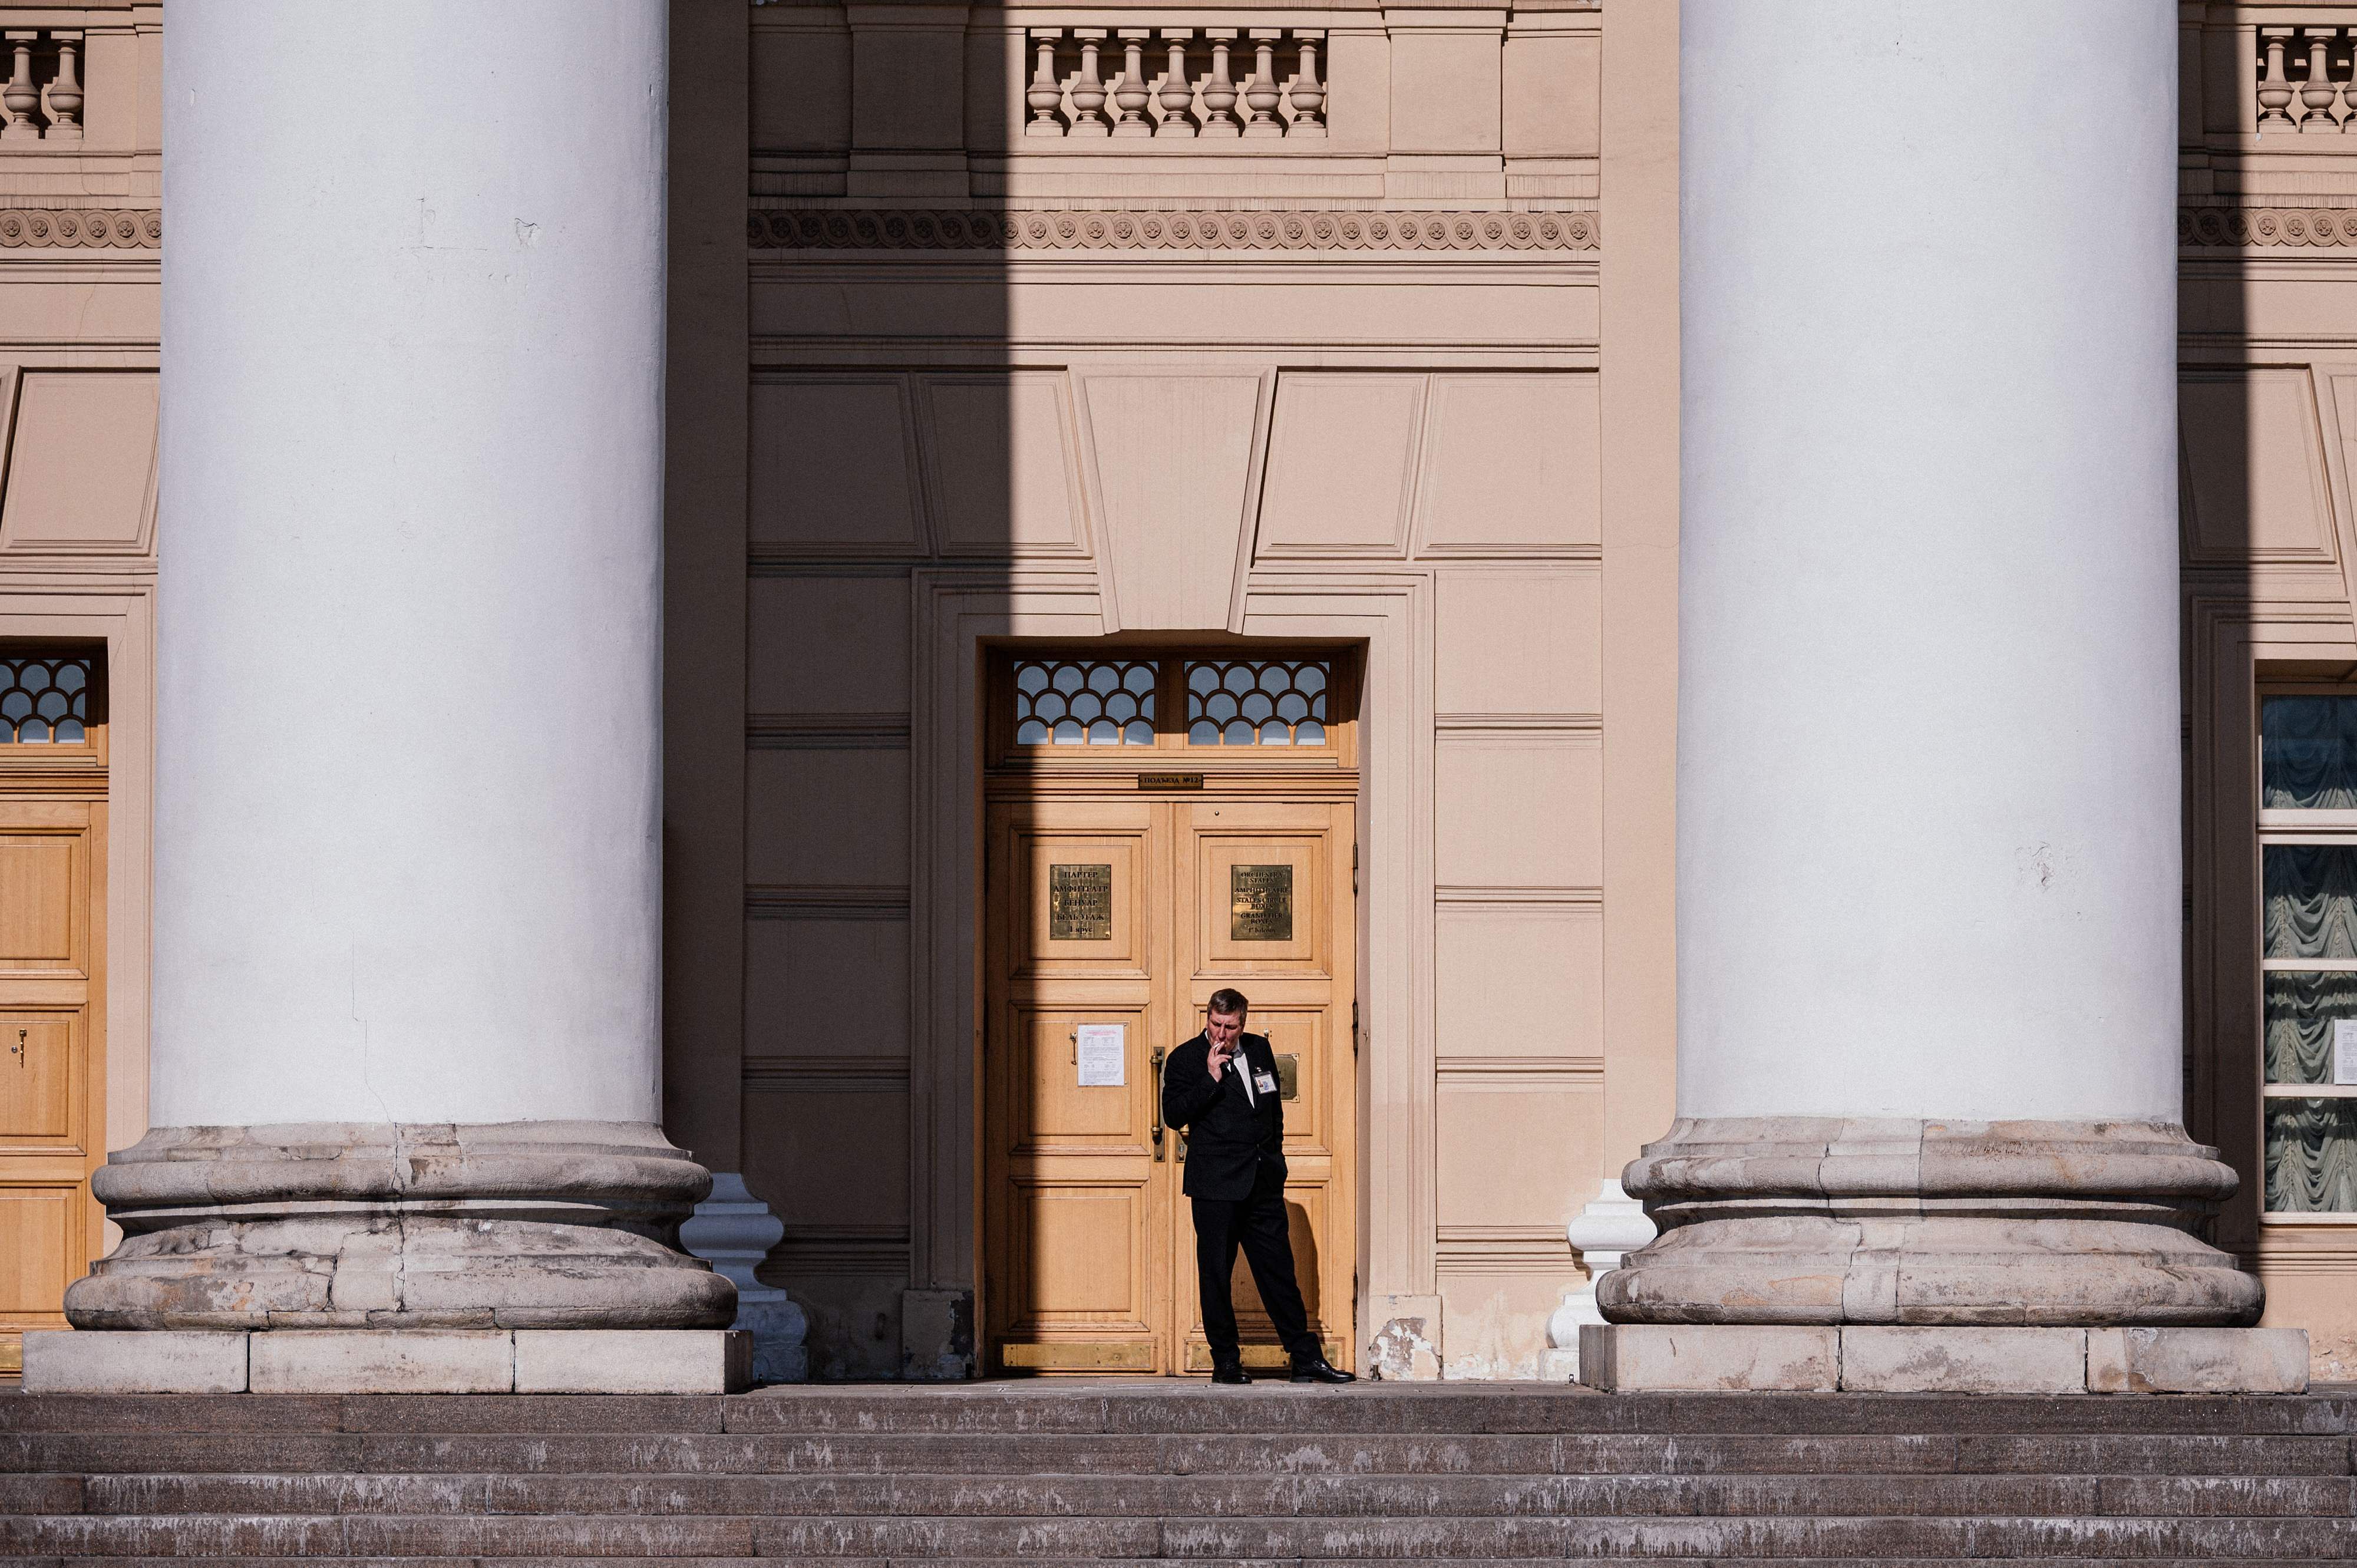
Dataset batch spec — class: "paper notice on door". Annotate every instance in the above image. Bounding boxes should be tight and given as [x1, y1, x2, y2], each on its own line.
[2336, 1019, 2357, 1086]
[1076, 1024, 1126, 1087]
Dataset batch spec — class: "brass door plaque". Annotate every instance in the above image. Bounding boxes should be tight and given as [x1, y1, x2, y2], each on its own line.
[1274, 1052, 1300, 1101]
[1049, 863, 1113, 940]
[1229, 863, 1294, 942]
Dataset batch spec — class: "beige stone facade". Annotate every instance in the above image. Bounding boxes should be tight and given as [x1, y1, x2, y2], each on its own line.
[5, 0, 2356, 1383]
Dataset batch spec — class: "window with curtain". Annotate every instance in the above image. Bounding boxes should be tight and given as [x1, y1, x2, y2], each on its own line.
[2259, 694, 2357, 1212]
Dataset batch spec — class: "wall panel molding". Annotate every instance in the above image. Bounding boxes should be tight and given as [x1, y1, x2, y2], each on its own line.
[748, 713, 912, 750]
[745, 1056, 913, 1094]
[746, 883, 912, 920]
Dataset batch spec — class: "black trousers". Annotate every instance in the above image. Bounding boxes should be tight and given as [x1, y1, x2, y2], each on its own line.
[1191, 1161, 1315, 1362]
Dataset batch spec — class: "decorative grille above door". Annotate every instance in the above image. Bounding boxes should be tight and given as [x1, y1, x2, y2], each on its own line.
[994, 651, 1350, 762]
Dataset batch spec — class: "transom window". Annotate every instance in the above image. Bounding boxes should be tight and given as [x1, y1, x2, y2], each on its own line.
[1013, 658, 1157, 746]
[0, 649, 97, 744]
[2258, 694, 2357, 1212]
[995, 651, 1349, 758]
[1187, 658, 1328, 747]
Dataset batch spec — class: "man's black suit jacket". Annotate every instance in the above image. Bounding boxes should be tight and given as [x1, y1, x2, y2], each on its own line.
[1160, 1030, 1287, 1201]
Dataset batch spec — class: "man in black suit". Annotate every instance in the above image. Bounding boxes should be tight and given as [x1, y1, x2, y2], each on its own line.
[1159, 988, 1354, 1385]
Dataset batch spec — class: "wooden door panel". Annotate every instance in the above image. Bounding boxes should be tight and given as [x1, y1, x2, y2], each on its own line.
[0, 1186, 75, 1316]
[0, 1012, 77, 1144]
[1194, 837, 1325, 972]
[1009, 1184, 1150, 1328]
[0, 827, 84, 974]
[1175, 1182, 1345, 1372]
[1177, 1180, 1331, 1328]
[1010, 820, 1152, 979]
[1005, 1005, 1153, 1150]
[1239, 1004, 1331, 1152]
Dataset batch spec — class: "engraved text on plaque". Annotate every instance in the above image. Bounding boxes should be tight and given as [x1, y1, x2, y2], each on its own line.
[1049, 863, 1113, 940]
[1229, 863, 1295, 942]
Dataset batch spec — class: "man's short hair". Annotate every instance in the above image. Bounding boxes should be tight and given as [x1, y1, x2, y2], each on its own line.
[1207, 988, 1250, 1020]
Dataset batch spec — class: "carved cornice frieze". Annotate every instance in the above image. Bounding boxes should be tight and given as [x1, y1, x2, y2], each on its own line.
[0, 207, 159, 249]
[750, 205, 1597, 253]
[2182, 206, 2357, 249]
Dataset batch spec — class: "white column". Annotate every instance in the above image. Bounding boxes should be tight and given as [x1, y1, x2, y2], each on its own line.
[68, 0, 730, 1332]
[1601, 1, 2258, 1327]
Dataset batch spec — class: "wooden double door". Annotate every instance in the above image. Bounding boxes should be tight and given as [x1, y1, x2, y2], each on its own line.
[0, 653, 108, 1379]
[984, 791, 1356, 1375]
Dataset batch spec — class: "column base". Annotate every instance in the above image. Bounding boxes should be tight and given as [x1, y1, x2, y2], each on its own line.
[1575, 1324, 2309, 1394]
[64, 1123, 736, 1331]
[23, 1329, 753, 1394]
[1598, 1118, 2263, 1328]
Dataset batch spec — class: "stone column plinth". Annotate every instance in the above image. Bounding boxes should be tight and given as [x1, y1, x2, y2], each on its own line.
[1599, 1120, 2256, 1328]
[62, 0, 730, 1340]
[1597, 1, 2262, 1344]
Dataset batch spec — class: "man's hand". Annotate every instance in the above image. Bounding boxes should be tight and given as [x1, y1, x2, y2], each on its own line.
[1206, 1040, 1233, 1081]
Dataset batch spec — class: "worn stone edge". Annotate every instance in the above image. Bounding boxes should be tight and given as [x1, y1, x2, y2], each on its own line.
[1574, 1324, 2312, 1395]
[23, 1329, 755, 1395]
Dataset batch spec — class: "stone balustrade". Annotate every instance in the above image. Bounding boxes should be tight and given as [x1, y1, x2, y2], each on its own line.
[748, 4, 1600, 202]
[1, 28, 82, 144]
[2255, 24, 2357, 131]
[1024, 27, 1324, 141]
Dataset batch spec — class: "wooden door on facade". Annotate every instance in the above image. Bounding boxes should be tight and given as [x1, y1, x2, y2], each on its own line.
[0, 651, 107, 1378]
[982, 652, 1357, 1375]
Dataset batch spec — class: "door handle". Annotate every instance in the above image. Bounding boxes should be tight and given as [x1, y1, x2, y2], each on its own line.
[1150, 1047, 1166, 1161]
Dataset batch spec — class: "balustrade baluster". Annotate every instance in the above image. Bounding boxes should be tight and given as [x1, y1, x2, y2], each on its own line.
[2260, 27, 2297, 130]
[1156, 31, 1197, 138]
[1068, 29, 1111, 137]
[2304, 29, 2340, 131]
[43, 31, 80, 141]
[1026, 29, 1066, 136]
[2343, 29, 2357, 134]
[1288, 32, 1326, 137]
[1113, 31, 1153, 137]
[1243, 30, 1284, 136]
[2, 32, 39, 141]
[1200, 30, 1242, 137]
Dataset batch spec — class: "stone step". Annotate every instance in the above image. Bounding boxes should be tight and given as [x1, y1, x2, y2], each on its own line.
[8, 1469, 2350, 1520]
[5, 1427, 2350, 1478]
[4, 1387, 2350, 1565]
[8, 1388, 2356, 1437]
[7, 1511, 2357, 1560]
[8, 1562, 2357, 1568]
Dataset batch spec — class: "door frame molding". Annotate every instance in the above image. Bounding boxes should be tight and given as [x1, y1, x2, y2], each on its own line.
[0, 593, 151, 1169]
[0, 589, 153, 1374]
[911, 569, 1434, 1368]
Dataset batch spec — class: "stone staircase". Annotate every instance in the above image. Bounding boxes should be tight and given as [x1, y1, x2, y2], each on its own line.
[1, 1382, 2354, 1562]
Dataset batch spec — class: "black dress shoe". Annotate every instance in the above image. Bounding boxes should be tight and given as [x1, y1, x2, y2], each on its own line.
[1210, 1360, 1253, 1385]
[1289, 1352, 1355, 1384]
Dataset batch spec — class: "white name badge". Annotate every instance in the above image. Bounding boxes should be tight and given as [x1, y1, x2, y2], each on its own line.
[1255, 1071, 1278, 1096]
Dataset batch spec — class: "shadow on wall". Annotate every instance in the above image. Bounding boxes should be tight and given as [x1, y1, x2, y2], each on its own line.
[2177, 21, 2357, 1381]
[660, 0, 1025, 1381]
[2176, 115, 2254, 1318]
